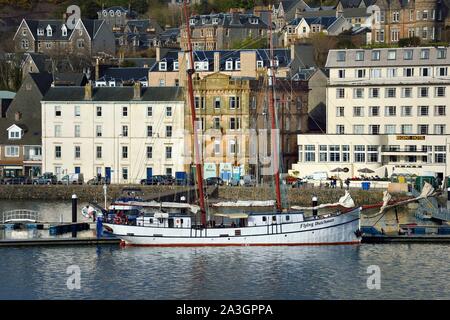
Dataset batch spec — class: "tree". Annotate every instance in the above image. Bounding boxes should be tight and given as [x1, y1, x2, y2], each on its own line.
[0, 55, 22, 92]
[398, 37, 421, 47]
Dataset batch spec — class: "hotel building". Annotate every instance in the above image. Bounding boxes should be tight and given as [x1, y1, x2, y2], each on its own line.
[292, 47, 450, 180]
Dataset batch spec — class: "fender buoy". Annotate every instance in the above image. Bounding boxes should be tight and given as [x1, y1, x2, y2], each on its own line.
[82, 206, 96, 219]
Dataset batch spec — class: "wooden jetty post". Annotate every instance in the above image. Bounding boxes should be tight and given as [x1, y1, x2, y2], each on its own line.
[72, 194, 77, 238]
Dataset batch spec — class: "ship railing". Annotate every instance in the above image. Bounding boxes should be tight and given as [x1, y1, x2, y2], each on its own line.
[1, 209, 40, 224]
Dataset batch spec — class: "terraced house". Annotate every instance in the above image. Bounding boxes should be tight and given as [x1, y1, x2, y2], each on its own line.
[13, 18, 116, 56]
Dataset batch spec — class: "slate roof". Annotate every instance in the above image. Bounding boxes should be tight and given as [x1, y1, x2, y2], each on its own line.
[22, 19, 104, 41]
[97, 67, 150, 83]
[287, 16, 339, 29]
[188, 13, 269, 28]
[52, 73, 87, 86]
[0, 72, 53, 145]
[122, 58, 156, 68]
[42, 86, 184, 102]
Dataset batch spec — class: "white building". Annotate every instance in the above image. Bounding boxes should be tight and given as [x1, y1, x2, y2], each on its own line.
[292, 47, 450, 180]
[41, 83, 186, 183]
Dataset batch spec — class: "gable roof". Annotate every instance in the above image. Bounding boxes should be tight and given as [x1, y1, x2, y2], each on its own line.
[97, 67, 150, 83]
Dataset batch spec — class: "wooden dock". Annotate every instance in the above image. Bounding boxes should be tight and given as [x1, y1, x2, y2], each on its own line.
[0, 237, 121, 247]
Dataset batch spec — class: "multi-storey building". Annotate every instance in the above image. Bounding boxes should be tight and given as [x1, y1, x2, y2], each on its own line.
[187, 73, 251, 180]
[361, 0, 450, 44]
[180, 10, 270, 51]
[13, 18, 116, 56]
[272, 0, 310, 31]
[41, 83, 186, 183]
[292, 47, 450, 180]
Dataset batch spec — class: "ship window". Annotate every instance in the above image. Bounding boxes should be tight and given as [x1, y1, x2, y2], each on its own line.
[272, 216, 276, 221]
[149, 219, 153, 224]
[158, 218, 163, 223]
[286, 215, 290, 221]
[262, 216, 267, 222]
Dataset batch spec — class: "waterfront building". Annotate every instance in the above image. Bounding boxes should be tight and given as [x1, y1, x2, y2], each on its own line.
[41, 83, 185, 183]
[292, 47, 450, 180]
[0, 73, 53, 178]
[272, 0, 310, 31]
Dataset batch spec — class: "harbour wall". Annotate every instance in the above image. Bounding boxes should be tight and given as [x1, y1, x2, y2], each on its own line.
[0, 185, 385, 206]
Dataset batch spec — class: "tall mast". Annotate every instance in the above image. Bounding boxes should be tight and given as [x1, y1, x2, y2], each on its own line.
[268, 12, 282, 212]
[183, 0, 207, 226]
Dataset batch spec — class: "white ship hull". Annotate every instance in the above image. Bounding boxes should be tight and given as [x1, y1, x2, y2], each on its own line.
[104, 208, 361, 247]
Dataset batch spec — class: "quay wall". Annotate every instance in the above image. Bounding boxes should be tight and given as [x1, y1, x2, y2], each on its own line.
[0, 185, 385, 206]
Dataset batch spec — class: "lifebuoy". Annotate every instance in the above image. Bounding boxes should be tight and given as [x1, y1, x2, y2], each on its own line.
[114, 216, 123, 224]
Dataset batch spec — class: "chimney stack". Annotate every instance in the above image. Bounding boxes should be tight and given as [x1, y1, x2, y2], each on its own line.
[214, 52, 220, 72]
[95, 58, 100, 80]
[84, 81, 93, 100]
[156, 46, 161, 62]
[15, 112, 22, 121]
[133, 82, 142, 99]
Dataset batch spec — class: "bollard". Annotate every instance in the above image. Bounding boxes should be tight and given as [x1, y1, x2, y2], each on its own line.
[447, 187, 450, 201]
[72, 194, 77, 238]
[312, 196, 318, 216]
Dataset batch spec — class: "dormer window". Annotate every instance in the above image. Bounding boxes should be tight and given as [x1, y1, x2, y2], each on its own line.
[212, 18, 219, 24]
[225, 59, 233, 71]
[46, 25, 52, 37]
[61, 25, 67, 37]
[116, 10, 121, 16]
[7, 124, 23, 140]
[102, 10, 107, 16]
[202, 18, 207, 24]
[189, 19, 196, 26]
[173, 61, 179, 71]
[257, 60, 263, 68]
[109, 10, 114, 17]
[249, 18, 259, 24]
[37, 28, 44, 36]
[235, 59, 241, 70]
[159, 61, 167, 71]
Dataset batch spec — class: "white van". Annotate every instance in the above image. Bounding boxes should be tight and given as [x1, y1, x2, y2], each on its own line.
[59, 173, 84, 185]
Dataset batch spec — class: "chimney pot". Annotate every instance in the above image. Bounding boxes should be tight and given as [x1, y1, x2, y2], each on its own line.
[84, 81, 93, 100]
[133, 82, 142, 99]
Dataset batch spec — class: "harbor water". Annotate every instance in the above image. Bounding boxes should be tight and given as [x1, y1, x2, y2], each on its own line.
[1, 200, 450, 299]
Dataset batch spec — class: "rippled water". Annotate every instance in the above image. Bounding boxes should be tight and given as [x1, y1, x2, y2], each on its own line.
[1, 201, 450, 300]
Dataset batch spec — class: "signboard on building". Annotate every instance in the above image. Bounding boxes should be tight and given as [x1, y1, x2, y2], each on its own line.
[396, 136, 425, 141]
[203, 163, 217, 179]
[219, 163, 232, 181]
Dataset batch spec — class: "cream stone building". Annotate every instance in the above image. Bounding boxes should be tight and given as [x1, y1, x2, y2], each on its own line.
[41, 83, 186, 183]
[292, 47, 450, 180]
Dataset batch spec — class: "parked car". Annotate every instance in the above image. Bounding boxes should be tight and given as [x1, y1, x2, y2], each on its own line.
[291, 178, 304, 188]
[205, 177, 224, 186]
[59, 173, 84, 185]
[4, 176, 33, 185]
[87, 176, 110, 185]
[33, 172, 57, 185]
[240, 175, 256, 187]
[140, 175, 165, 185]
[162, 175, 175, 185]
[229, 177, 240, 186]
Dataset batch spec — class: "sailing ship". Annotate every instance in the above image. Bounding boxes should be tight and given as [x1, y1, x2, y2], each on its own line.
[102, 0, 362, 246]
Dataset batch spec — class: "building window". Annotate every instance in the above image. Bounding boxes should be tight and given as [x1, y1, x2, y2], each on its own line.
[96, 106, 102, 117]
[214, 97, 221, 109]
[96, 146, 102, 159]
[385, 125, 396, 134]
[353, 125, 364, 134]
[434, 146, 446, 163]
[147, 106, 152, 117]
[229, 117, 241, 130]
[401, 106, 413, 117]
[369, 125, 380, 135]
[371, 50, 380, 61]
[146, 146, 153, 159]
[319, 145, 328, 162]
[418, 87, 429, 98]
[369, 106, 380, 117]
[336, 125, 345, 134]
[369, 88, 380, 98]
[401, 124, 413, 134]
[225, 60, 233, 70]
[74, 125, 80, 137]
[338, 70, 345, 78]
[435, 87, 446, 97]
[166, 106, 172, 117]
[74, 106, 80, 117]
[336, 88, 345, 99]
[74, 146, 81, 159]
[354, 145, 365, 163]
[336, 51, 346, 61]
[355, 51, 364, 61]
[420, 67, 431, 77]
[77, 39, 84, 48]
[404, 49, 413, 60]
[370, 69, 381, 78]
[353, 88, 364, 99]
[387, 50, 397, 60]
[165, 146, 172, 159]
[420, 49, 430, 59]
[367, 146, 379, 162]
[304, 145, 315, 162]
[213, 117, 220, 129]
[353, 106, 364, 117]
[5, 146, 19, 157]
[385, 106, 396, 116]
[437, 49, 447, 59]
[401, 87, 412, 98]
[55, 146, 61, 159]
[418, 105, 429, 116]
[229, 140, 238, 155]
[122, 146, 128, 159]
[403, 68, 414, 77]
[122, 167, 128, 180]
[329, 145, 340, 162]
[122, 125, 128, 137]
[229, 96, 240, 109]
[166, 125, 172, 137]
[418, 124, 429, 135]
[55, 106, 61, 117]
[122, 106, 128, 117]
[336, 107, 344, 117]
[392, 11, 399, 22]
[159, 79, 165, 87]
[387, 68, 397, 78]
[434, 105, 446, 116]
[434, 124, 446, 135]
[147, 125, 153, 137]
[96, 125, 102, 137]
[54, 125, 61, 137]
[355, 69, 366, 78]
[438, 67, 447, 76]
[391, 29, 399, 42]
[385, 88, 396, 98]
[159, 62, 167, 71]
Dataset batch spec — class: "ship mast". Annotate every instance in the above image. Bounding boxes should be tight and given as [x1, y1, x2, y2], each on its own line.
[183, 0, 207, 226]
[267, 12, 282, 212]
